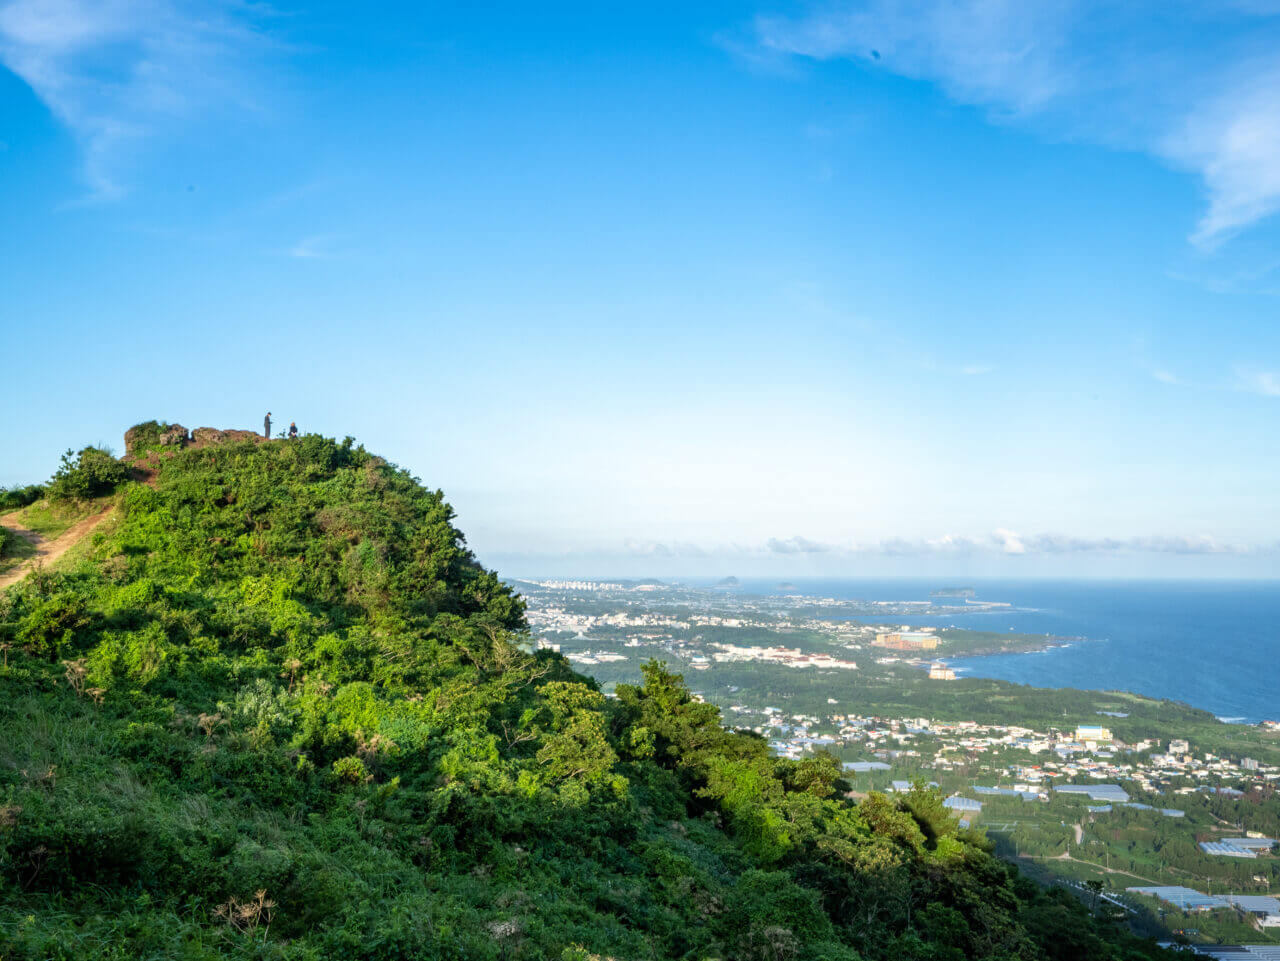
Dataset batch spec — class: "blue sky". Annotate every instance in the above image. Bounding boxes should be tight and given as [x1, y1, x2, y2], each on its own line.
[2, 0, 1279, 578]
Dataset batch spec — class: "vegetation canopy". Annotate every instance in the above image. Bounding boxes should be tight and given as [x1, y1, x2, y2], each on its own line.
[0, 426, 1175, 960]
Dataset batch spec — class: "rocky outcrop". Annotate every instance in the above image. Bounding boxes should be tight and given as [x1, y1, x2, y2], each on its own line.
[123, 425, 146, 455]
[158, 424, 189, 447]
[126, 422, 265, 456]
[190, 428, 264, 446]
[124, 421, 188, 454]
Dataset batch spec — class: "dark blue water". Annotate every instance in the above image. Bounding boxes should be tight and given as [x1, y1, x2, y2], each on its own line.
[708, 579, 1280, 723]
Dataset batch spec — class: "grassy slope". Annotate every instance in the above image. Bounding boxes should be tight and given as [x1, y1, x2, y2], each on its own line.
[0, 530, 36, 574]
[0, 498, 114, 578]
[0, 435, 1177, 961]
[2, 497, 108, 539]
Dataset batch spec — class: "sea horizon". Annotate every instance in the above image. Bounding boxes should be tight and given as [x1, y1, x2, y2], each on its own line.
[515, 575, 1280, 726]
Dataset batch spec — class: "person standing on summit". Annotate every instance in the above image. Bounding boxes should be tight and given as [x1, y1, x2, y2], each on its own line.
[264, 412, 272, 439]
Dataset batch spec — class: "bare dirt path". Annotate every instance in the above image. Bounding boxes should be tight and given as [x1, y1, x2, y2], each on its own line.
[0, 507, 112, 591]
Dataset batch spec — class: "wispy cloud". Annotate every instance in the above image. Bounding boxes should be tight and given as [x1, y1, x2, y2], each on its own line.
[991, 527, 1025, 554]
[1234, 368, 1280, 396]
[995, 532, 1247, 555]
[0, 0, 270, 200]
[621, 538, 712, 558]
[491, 530, 1278, 576]
[754, 0, 1073, 115]
[1149, 365, 1280, 396]
[286, 233, 338, 260]
[744, 1, 1280, 247]
[621, 530, 1271, 559]
[1165, 65, 1280, 247]
[891, 530, 1268, 556]
[766, 535, 832, 554]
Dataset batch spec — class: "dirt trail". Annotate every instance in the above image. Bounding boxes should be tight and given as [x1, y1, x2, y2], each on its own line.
[0, 507, 112, 590]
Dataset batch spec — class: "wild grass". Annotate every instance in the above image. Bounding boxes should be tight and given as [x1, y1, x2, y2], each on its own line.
[0, 528, 37, 572]
[0, 432, 1175, 961]
[5, 497, 109, 541]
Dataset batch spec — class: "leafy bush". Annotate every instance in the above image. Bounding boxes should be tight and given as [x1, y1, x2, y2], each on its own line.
[332, 755, 369, 783]
[46, 447, 128, 503]
[123, 420, 165, 454]
[0, 484, 45, 511]
[0, 432, 1177, 961]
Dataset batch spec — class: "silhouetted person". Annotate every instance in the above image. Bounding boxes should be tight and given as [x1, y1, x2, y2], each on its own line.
[264, 412, 272, 439]
[288, 422, 298, 439]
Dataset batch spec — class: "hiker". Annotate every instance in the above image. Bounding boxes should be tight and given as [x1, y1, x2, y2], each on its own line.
[288, 422, 298, 439]
[264, 412, 272, 439]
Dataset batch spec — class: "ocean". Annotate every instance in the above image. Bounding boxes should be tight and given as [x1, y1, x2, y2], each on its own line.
[717, 579, 1280, 724]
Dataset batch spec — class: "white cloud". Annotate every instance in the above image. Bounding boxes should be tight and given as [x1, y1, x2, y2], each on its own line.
[766, 535, 832, 554]
[1234, 368, 1280, 396]
[802, 529, 1264, 557]
[623, 530, 1265, 559]
[991, 527, 1026, 554]
[756, 0, 1072, 115]
[1149, 366, 1280, 396]
[747, 1, 1280, 246]
[0, 0, 267, 199]
[1165, 66, 1280, 247]
[621, 538, 711, 557]
[287, 234, 337, 260]
[513, 530, 1273, 572]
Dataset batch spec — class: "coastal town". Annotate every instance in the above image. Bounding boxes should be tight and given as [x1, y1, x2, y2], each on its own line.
[517, 577, 1280, 948]
[521, 578, 1061, 673]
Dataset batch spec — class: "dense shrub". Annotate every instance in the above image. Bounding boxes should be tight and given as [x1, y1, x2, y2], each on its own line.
[123, 420, 166, 453]
[0, 484, 45, 511]
[0, 431, 1177, 961]
[46, 446, 129, 503]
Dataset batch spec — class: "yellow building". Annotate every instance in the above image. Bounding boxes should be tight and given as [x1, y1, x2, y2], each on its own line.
[873, 631, 939, 651]
[1074, 725, 1113, 743]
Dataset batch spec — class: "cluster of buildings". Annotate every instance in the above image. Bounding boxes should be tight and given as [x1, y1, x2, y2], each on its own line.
[523, 579, 627, 591]
[627, 679, 1280, 824]
[759, 711, 1280, 825]
[709, 642, 859, 670]
[1127, 886, 1280, 928]
[1199, 838, 1279, 859]
[872, 629, 940, 651]
[526, 600, 860, 643]
[521, 589, 885, 675]
[525, 606, 689, 636]
[564, 650, 628, 666]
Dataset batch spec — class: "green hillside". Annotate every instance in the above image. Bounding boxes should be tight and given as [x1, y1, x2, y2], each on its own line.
[0, 427, 1175, 960]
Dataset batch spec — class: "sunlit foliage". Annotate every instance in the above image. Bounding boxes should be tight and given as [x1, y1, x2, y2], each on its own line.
[0, 431, 1175, 959]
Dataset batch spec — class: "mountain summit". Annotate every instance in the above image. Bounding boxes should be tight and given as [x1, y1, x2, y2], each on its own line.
[0, 425, 1171, 960]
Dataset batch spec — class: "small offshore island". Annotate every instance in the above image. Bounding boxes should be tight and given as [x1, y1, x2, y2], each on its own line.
[930, 587, 977, 598]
